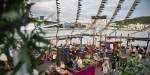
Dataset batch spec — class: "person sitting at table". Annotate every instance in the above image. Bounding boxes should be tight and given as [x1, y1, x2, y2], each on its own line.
[64, 56, 76, 72]
[55, 67, 72, 75]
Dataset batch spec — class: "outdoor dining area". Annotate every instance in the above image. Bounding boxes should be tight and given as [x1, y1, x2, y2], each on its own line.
[0, 0, 150, 75]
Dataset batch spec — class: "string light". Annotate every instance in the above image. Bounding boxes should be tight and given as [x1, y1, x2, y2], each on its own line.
[75, 0, 82, 27]
[93, 0, 107, 24]
[52, 0, 141, 40]
[81, 0, 108, 33]
[55, 0, 61, 45]
[109, 0, 141, 35]
[71, 0, 83, 35]
[99, 0, 125, 32]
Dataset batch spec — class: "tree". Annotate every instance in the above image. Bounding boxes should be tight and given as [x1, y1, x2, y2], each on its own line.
[0, 0, 50, 75]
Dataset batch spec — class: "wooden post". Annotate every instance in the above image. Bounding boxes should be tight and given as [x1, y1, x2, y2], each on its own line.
[126, 34, 129, 48]
[56, 37, 58, 46]
[65, 37, 68, 46]
[70, 37, 72, 45]
[126, 40, 129, 48]
[95, 38, 97, 48]
[92, 31, 95, 48]
[105, 34, 107, 43]
[147, 32, 150, 48]
[99, 33, 102, 49]
[104, 34, 107, 57]
[115, 32, 117, 40]
[80, 36, 83, 51]
[120, 33, 122, 42]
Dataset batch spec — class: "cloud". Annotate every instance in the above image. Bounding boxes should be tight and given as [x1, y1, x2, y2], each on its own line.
[31, 0, 56, 16]
[31, 0, 150, 22]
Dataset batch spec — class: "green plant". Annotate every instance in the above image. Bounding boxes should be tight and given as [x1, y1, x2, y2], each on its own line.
[83, 58, 95, 65]
[0, 0, 50, 75]
[114, 16, 150, 25]
[117, 55, 144, 75]
[144, 55, 150, 75]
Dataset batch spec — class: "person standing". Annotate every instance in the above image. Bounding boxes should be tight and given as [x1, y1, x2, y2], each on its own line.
[76, 56, 84, 70]
[102, 60, 110, 75]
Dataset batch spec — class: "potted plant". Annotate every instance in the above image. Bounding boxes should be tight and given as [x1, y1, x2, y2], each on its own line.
[83, 54, 95, 68]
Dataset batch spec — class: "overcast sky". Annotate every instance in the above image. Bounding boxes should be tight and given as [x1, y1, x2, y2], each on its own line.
[30, 0, 150, 23]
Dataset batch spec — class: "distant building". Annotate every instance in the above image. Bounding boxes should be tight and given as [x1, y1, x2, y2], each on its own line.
[88, 16, 107, 30]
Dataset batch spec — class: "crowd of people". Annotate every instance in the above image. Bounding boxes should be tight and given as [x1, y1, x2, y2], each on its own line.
[36, 43, 150, 75]
[38, 44, 96, 75]
[0, 43, 149, 75]
[37, 43, 120, 75]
